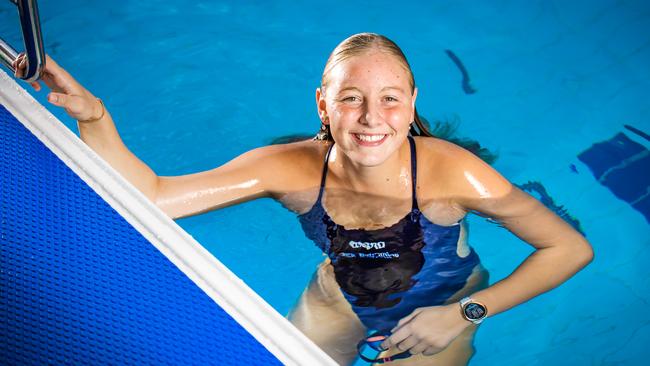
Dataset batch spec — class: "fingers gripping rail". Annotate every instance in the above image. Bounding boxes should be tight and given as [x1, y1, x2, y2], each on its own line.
[1, 0, 45, 82]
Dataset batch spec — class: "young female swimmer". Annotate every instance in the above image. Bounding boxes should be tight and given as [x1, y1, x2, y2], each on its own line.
[14, 33, 593, 365]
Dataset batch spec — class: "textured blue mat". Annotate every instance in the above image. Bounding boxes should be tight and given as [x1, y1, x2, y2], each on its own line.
[0, 103, 282, 365]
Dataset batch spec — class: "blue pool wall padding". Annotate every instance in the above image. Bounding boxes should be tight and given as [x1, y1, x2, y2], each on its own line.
[0, 69, 336, 365]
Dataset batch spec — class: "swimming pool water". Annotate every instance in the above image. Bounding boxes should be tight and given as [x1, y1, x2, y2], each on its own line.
[2, 0, 648, 364]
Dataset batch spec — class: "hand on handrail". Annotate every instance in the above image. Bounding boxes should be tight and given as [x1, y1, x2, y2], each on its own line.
[13, 52, 103, 122]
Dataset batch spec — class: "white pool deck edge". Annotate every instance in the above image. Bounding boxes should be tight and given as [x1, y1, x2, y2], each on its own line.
[0, 69, 338, 366]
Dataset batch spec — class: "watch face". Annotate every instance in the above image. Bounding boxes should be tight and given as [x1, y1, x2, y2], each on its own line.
[464, 302, 486, 320]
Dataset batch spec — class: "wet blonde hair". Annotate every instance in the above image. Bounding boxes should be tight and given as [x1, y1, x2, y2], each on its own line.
[321, 32, 416, 94]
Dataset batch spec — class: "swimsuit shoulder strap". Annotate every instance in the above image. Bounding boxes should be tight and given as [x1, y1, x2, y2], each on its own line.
[407, 135, 419, 211]
[316, 142, 334, 204]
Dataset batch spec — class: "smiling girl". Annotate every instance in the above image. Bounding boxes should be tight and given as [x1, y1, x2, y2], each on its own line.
[14, 33, 593, 365]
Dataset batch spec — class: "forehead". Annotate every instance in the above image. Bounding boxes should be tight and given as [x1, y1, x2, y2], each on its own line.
[327, 51, 411, 92]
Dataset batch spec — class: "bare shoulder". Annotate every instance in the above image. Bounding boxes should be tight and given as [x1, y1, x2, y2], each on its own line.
[154, 138, 328, 219]
[260, 138, 328, 173]
[253, 138, 330, 196]
[413, 136, 512, 211]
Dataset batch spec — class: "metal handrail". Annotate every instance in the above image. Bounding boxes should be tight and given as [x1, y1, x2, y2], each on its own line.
[0, 0, 45, 82]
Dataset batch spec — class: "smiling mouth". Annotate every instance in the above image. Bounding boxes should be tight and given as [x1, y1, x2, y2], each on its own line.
[352, 133, 388, 146]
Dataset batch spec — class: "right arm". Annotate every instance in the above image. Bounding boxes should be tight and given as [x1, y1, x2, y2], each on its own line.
[13, 54, 160, 201]
[77, 106, 288, 219]
[13, 54, 299, 219]
[155, 145, 296, 219]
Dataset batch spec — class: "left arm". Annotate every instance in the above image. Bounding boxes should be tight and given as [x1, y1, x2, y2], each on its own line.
[457, 185, 594, 319]
[381, 141, 594, 355]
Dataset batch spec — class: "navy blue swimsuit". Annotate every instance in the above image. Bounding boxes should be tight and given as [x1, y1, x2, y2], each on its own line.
[298, 136, 481, 332]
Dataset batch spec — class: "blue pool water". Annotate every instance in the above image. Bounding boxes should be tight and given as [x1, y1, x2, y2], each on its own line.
[2, 0, 648, 364]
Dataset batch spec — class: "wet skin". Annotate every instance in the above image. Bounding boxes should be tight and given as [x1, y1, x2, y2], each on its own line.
[15, 49, 594, 366]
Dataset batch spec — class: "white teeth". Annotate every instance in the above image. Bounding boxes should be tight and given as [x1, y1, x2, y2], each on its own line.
[355, 134, 386, 142]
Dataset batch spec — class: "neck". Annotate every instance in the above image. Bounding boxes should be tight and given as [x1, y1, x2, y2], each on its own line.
[330, 138, 410, 193]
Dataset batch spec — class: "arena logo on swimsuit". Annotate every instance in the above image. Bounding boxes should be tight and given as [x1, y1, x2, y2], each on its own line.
[348, 240, 386, 250]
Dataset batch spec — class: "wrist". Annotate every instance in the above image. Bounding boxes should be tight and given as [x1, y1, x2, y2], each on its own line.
[458, 296, 488, 325]
[78, 98, 105, 123]
[445, 303, 473, 329]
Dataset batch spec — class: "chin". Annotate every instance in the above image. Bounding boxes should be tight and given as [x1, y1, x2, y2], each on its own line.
[354, 155, 386, 167]
[349, 148, 393, 167]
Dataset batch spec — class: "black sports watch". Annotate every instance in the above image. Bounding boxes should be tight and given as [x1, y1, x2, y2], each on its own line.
[459, 296, 488, 324]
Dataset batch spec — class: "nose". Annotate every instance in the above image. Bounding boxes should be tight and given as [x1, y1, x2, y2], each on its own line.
[360, 100, 383, 127]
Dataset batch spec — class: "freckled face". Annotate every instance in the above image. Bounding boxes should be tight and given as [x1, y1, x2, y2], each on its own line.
[319, 51, 417, 167]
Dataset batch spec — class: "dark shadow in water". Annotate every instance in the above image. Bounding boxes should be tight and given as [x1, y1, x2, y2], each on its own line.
[444, 49, 477, 94]
[624, 124, 650, 142]
[515, 181, 586, 236]
[578, 130, 649, 224]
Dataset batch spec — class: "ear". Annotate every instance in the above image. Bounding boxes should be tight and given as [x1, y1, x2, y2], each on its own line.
[410, 87, 419, 122]
[316, 87, 329, 125]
